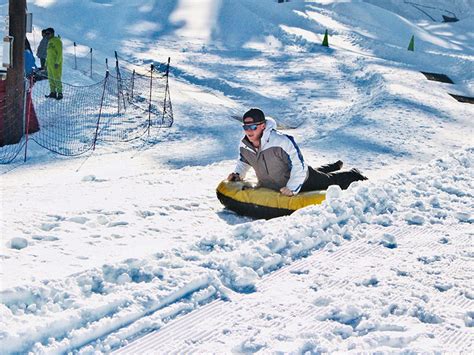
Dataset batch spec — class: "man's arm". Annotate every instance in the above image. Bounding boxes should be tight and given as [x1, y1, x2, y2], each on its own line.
[233, 150, 251, 179]
[282, 135, 307, 194]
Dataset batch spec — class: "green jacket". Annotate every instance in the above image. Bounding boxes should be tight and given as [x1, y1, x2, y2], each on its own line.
[46, 36, 63, 67]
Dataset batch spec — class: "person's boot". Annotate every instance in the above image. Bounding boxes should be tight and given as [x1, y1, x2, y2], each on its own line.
[45, 92, 57, 98]
[329, 168, 368, 190]
[56, 93, 63, 100]
[350, 168, 368, 181]
[317, 160, 344, 174]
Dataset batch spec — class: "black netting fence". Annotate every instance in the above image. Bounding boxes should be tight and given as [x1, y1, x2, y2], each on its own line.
[71, 42, 102, 81]
[0, 56, 173, 164]
[0, 78, 28, 163]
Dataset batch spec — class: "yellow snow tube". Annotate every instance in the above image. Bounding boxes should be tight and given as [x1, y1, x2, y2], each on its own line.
[216, 180, 326, 219]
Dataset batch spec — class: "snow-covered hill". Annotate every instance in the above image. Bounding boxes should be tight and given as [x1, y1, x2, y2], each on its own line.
[1, 0, 473, 353]
[364, 0, 474, 21]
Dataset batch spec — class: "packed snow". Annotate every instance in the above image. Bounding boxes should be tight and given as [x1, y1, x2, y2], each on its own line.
[1, 0, 473, 353]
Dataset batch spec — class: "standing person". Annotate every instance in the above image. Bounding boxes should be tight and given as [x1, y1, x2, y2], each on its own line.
[24, 38, 40, 134]
[36, 29, 48, 70]
[44, 28, 63, 100]
[24, 38, 37, 78]
[228, 108, 367, 196]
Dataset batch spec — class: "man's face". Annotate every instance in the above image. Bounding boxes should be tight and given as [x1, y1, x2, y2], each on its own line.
[243, 118, 265, 145]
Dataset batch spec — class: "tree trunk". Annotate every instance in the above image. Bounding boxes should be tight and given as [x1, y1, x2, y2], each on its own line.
[3, 0, 26, 145]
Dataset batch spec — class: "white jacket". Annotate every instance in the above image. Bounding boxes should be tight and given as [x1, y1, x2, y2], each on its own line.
[234, 117, 308, 193]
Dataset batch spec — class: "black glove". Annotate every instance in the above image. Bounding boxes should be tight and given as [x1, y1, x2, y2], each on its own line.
[228, 172, 241, 181]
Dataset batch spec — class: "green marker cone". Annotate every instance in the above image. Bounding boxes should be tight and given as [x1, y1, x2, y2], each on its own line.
[408, 35, 415, 51]
[322, 29, 329, 47]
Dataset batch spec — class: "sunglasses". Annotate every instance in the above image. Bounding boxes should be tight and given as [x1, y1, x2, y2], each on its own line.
[242, 122, 263, 131]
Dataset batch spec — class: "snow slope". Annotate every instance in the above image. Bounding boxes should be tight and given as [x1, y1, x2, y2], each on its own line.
[364, 0, 474, 21]
[1, 0, 473, 353]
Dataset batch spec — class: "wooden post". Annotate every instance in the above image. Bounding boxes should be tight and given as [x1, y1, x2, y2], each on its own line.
[4, 0, 26, 145]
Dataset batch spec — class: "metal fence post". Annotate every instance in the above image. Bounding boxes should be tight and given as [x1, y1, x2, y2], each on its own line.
[73, 42, 77, 69]
[90, 47, 93, 78]
[148, 64, 154, 136]
[93, 71, 109, 150]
